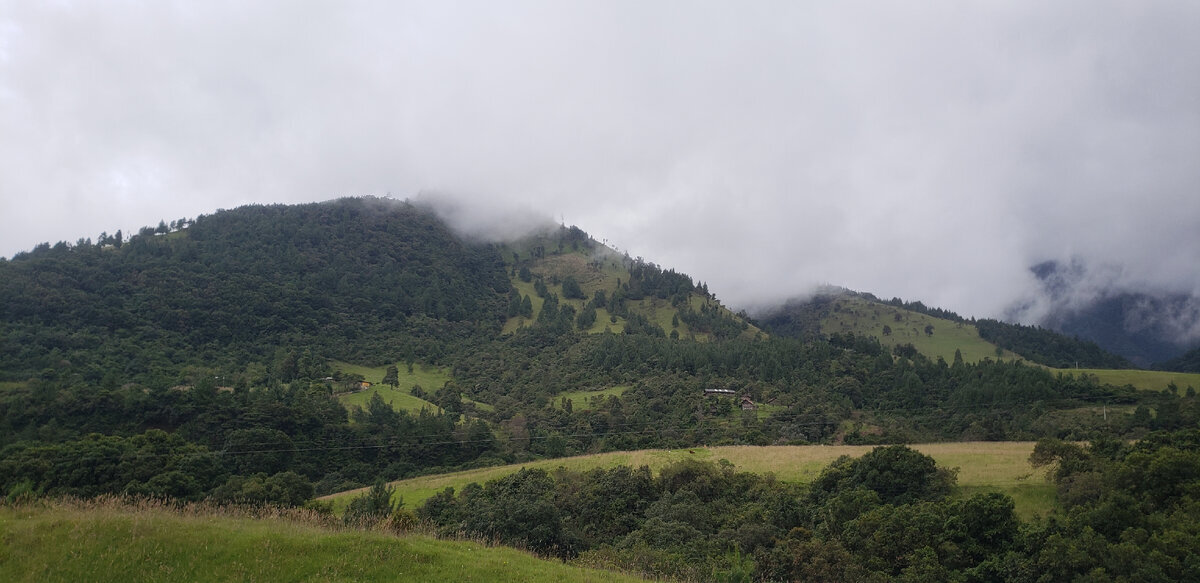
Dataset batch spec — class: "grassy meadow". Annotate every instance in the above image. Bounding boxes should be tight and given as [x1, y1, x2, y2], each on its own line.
[1048, 367, 1200, 393]
[555, 386, 631, 410]
[329, 360, 451, 391]
[330, 361, 451, 413]
[338, 388, 438, 414]
[0, 499, 647, 583]
[822, 297, 1019, 363]
[323, 442, 1054, 520]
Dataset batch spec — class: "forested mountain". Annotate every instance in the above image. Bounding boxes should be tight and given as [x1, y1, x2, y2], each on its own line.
[3, 197, 1199, 581]
[1158, 346, 1200, 373]
[0, 197, 511, 387]
[974, 318, 1133, 369]
[1010, 259, 1200, 367]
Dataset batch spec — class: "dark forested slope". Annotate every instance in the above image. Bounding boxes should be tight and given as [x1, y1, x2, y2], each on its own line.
[0, 197, 511, 387]
[1158, 346, 1200, 373]
[974, 318, 1134, 369]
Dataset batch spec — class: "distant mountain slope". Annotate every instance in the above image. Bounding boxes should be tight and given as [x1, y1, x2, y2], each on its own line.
[974, 319, 1134, 369]
[1158, 347, 1200, 373]
[1010, 259, 1200, 367]
[1038, 292, 1195, 368]
[757, 291, 1014, 364]
[756, 288, 1131, 368]
[0, 197, 511, 386]
[497, 225, 760, 341]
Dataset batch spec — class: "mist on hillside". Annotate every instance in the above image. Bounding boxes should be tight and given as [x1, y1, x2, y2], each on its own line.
[2, 1, 1197, 337]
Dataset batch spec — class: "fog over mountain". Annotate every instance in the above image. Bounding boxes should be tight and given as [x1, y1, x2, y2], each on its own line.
[2, 1, 1198, 327]
[1006, 259, 1200, 365]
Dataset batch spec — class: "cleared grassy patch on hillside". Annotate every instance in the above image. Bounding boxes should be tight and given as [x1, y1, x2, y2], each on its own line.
[823, 297, 1018, 363]
[556, 386, 631, 410]
[338, 388, 438, 414]
[330, 361, 451, 413]
[0, 500, 646, 583]
[462, 395, 494, 413]
[582, 308, 626, 334]
[323, 443, 1053, 520]
[1048, 368, 1200, 392]
[330, 360, 451, 392]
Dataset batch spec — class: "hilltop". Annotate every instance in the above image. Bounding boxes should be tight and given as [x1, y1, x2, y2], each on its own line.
[496, 225, 760, 341]
[755, 287, 1132, 369]
[0, 197, 512, 387]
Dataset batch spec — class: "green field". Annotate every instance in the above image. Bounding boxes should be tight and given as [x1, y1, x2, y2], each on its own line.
[556, 386, 631, 410]
[338, 388, 439, 414]
[823, 297, 1018, 363]
[0, 500, 646, 583]
[329, 360, 451, 392]
[323, 442, 1053, 520]
[330, 361, 452, 413]
[462, 395, 495, 412]
[1048, 367, 1200, 392]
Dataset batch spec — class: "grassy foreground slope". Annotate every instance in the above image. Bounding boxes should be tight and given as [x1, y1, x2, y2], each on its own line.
[323, 443, 1053, 520]
[0, 500, 646, 583]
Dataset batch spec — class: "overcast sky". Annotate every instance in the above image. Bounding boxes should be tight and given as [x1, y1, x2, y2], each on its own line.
[2, 1, 1197, 320]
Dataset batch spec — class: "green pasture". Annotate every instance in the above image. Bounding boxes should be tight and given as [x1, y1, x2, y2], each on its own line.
[823, 297, 1017, 363]
[338, 388, 438, 414]
[1048, 367, 1200, 392]
[755, 402, 787, 420]
[329, 360, 451, 392]
[0, 501, 646, 583]
[323, 442, 1053, 521]
[462, 395, 494, 412]
[330, 361, 451, 413]
[555, 386, 631, 410]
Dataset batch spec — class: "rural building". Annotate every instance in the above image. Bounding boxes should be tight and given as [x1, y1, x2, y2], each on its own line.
[704, 388, 736, 396]
[740, 396, 757, 411]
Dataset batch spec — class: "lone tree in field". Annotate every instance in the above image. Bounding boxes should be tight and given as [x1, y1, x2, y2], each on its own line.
[925, 324, 935, 336]
[343, 478, 400, 526]
[383, 365, 399, 388]
[882, 325, 892, 336]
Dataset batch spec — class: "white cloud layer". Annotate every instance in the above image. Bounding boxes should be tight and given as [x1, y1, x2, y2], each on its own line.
[2, 1, 1197, 319]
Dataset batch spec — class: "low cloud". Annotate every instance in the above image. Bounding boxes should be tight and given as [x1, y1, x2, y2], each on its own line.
[412, 191, 556, 243]
[2, 1, 1197, 323]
